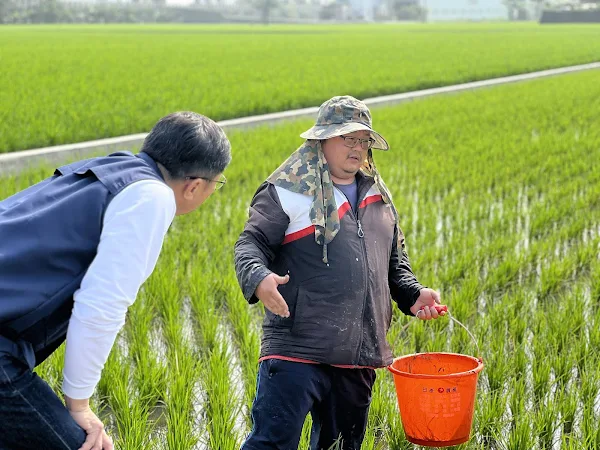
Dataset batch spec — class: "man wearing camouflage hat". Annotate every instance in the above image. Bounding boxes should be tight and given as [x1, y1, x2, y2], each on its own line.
[235, 96, 445, 449]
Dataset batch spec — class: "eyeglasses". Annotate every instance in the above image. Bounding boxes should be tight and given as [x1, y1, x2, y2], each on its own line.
[340, 135, 375, 150]
[185, 174, 227, 190]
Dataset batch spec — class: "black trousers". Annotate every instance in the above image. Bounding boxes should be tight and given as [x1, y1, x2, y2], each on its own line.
[0, 355, 86, 450]
[242, 359, 376, 450]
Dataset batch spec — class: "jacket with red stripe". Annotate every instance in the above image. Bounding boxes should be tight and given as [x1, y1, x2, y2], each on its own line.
[234, 173, 423, 368]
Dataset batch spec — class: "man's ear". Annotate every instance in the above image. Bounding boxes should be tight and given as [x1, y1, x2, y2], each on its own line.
[183, 179, 202, 200]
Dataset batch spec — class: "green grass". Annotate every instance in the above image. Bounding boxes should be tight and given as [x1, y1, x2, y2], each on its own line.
[5, 68, 600, 448]
[1, 23, 600, 152]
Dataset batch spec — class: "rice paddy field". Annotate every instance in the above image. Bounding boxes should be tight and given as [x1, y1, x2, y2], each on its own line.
[1, 23, 600, 153]
[1, 63, 599, 448]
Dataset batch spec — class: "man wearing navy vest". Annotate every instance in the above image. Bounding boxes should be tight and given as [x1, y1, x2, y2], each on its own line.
[0, 111, 231, 450]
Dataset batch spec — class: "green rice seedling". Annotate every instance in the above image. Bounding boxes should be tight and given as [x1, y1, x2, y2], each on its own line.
[572, 237, 600, 276]
[546, 302, 575, 390]
[504, 292, 528, 336]
[503, 414, 534, 450]
[532, 354, 552, 409]
[446, 275, 479, 319]
[557, 387, 578, 439]
[189, 270, 220, 354]
[223, 278, 261, 421]
[407, 317, 429, 354]
[476, 391, 506, 448]
[535, 395, 560, 450]
[326, 438, 344, 450]
[360, 426, 387, 450]
[538, 257, 573, 300]
[147, 262, 187, 355]
[508, 377, 526, 432]
[559, 436, 589, 450]
[384, 412, 413, 450]
[106, 362, 156, 450]
[422, 318, 450, 353]
[95, 344, 122, 405]
[366, 373, 411, 450]
[91, 345, 137, 445]
[34, 343, 66, 398]
[510, 346, 528, 383]
[587, 310, 600, 367]
[438, 247, 478, 288]
[298, 415, 313, 449]
[201, 343, 241, 450]
[580, 405, 600, 449]
[164, 349, 199, 450]
[591, 263, 600, 305]
[574, 338, 591, 384]
[126, 292, 167, 410]
[579, 362, 599, 426]
[484, 330, 508, 394]
[484, 256, 524, 294]
[552, 352, 574, 392]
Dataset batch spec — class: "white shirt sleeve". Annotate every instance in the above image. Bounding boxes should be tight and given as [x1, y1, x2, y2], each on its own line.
[62, 179, 176, 400]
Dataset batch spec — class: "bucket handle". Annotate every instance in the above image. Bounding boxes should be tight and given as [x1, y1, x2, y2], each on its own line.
[399, 310, 482, 361]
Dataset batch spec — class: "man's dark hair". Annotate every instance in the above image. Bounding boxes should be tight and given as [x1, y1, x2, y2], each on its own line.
[141, 111, 231, 180]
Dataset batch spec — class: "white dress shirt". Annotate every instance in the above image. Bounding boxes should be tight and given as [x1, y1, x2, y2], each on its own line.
[62, 179, 176, 399]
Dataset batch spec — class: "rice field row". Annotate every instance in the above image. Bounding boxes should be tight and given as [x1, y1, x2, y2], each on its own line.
[1, 23, 600, 153]
[1, 68, 599, 449]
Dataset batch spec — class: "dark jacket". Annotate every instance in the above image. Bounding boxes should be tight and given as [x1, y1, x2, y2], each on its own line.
[0, 151, 165, 369]
[234, 173, 423, 368]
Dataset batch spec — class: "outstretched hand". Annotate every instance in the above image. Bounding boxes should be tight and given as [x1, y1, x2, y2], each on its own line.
[255, 273, 290, 318]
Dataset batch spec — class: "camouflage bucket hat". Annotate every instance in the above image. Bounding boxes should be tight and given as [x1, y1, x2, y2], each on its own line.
[300, 95, 389, 151]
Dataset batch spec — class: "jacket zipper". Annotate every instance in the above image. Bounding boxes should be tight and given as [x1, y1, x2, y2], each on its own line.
[357, 219, 365, 238]
[334, 181, 373, 365]
[354, 210, 369, 365]
[350, 183, 371, 366]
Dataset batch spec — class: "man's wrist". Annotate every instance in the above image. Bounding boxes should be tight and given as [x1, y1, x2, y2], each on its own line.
[248, 266, 273, 303]
[409, 286, 424, 316]
[65, 395, 90, 412]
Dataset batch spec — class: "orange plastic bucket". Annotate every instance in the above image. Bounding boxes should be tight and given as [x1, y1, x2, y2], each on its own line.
[388, 352, 484, 447]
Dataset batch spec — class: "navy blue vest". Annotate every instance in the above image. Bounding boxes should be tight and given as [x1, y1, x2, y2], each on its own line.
[0, 151, 166, 368]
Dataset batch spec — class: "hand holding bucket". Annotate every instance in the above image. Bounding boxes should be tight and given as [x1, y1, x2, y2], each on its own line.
[410, 287, 446, 320]
[388, 307, 484, 448]
[416, 304, 448, 320]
